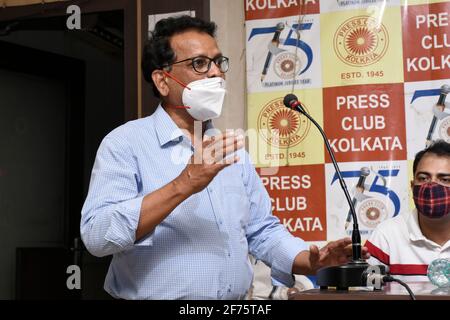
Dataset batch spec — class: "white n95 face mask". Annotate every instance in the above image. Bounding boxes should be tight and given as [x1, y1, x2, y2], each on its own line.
[182, 77, 226, 121]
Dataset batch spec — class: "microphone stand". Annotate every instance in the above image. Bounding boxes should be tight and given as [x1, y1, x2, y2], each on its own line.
[284, 95, 386, 290]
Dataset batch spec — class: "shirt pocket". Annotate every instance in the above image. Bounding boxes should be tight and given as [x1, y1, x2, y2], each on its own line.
[222, 184, 250, 232]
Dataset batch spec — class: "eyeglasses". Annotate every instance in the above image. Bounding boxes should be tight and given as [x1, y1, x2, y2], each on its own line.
[164, 55, 229, 74]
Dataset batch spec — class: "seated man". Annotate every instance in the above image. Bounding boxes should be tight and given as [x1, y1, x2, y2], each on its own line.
[366, 140, 450, 282]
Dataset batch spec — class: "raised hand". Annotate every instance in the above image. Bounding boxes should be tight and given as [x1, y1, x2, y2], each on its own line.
[180, 132, 244, 194]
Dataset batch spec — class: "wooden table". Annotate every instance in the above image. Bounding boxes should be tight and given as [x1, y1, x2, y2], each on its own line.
[289, 282, 450, 300]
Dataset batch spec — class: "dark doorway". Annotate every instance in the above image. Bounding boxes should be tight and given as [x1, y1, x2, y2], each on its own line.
[0, 39, 85, 299]
[0, 10, 124, 300]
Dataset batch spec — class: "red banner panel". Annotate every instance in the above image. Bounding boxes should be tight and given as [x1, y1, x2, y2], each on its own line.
[245, 0, 320, 21]
[323, 83, 407, 163]
[257, 164, 326, 241]
[402, 2, 450, 82]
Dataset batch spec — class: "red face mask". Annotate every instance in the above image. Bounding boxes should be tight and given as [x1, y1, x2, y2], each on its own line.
[413, 182, 450, 218]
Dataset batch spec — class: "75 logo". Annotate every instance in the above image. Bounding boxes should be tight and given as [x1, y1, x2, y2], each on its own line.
[331, 169, 401, 218]
[248, 22, 314, 76]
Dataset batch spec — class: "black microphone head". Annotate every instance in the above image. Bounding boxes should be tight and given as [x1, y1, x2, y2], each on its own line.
[283, 94, 298, 109]
[441, 84, 450, 95]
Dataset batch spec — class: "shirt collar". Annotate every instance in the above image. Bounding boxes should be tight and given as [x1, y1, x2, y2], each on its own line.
[153, 104, 215, 147]
[153, 105, 185, 147]
[409, 209, 450, 249]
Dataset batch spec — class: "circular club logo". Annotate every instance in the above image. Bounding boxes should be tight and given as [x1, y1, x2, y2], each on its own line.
[257, 97, 310, 148]
[357, 198, 388, 228]
[438, 117, 450, 142]
[273, 52, 301, 80]
[333, 16, 389, 67]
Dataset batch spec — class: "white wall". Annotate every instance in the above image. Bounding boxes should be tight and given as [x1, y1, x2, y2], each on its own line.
[210, 0, 247, 132]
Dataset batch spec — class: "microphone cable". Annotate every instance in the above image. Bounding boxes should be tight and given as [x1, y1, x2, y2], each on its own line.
[363, 270, 417, 300]
[285, 4, 306, 166]
[382, 275, 417, 300]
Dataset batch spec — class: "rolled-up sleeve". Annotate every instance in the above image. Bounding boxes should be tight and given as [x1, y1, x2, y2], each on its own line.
[80, 136, 152, 257]
[242, 152, 308, 287]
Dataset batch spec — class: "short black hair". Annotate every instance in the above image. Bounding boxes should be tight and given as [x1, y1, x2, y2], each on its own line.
[413, 140, 450, 174]
[141, 15, 217, 98]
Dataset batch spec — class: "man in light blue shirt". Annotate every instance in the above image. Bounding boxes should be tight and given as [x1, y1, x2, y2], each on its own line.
[81, 15, 367, 299]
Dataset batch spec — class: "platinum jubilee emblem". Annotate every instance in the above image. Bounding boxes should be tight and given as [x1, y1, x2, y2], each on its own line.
[273, 52, 302, 80]
[357, 198, 388, 228]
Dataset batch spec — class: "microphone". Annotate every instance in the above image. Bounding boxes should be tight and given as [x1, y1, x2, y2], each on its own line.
[284, 93, 363, 261]
[283, 94, 379, 290]
[283, 94, 306, 113]
[437, 84, 450, 106]
[426, 84, 450, 147]
[261, 22, 285, 82]
[345, 167, 370, 230]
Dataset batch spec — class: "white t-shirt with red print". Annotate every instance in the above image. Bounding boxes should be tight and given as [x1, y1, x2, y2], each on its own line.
[366, 209, 450, 282]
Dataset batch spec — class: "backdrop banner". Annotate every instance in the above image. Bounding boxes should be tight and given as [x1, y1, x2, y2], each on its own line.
[245, 0, 450, 247]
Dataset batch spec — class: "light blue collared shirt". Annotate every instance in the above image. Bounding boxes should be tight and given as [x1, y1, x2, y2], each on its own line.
[80, 105, 307, 299]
